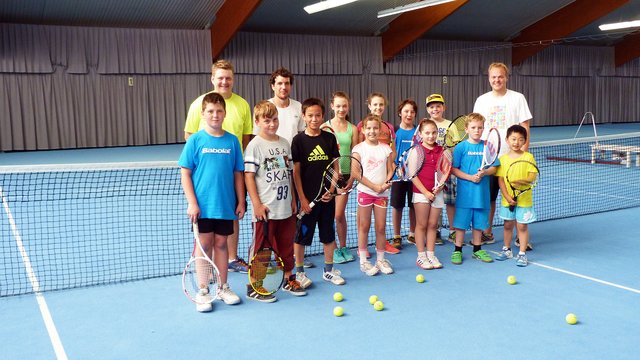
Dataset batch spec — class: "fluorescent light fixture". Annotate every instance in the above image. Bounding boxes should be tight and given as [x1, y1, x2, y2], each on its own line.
[377, 0, 455, 18]
[304, 0, 360, 15]
[599, 20, 640, 31]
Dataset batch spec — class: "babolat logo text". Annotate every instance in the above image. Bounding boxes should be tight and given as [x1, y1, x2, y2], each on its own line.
[308, 145, 329, 161]
[202, 148, 231, 154]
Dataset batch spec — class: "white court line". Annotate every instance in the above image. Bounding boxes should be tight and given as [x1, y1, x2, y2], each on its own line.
[1, 187, 68, 360]
[489, 251, 640, 294]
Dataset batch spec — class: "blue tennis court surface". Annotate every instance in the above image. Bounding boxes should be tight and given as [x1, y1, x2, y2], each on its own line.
[1, 123, 639, 359]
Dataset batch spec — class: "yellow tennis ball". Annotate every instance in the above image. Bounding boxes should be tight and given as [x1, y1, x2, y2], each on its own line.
[333, 292, 344, 302]
[369, 295, 378, 305]
[416, 274, 425, 283]
[333, 306, 344, 317]
[565, 313, 578, 325]
[507, 275, 517, 285]
[374, 300, 384, 311]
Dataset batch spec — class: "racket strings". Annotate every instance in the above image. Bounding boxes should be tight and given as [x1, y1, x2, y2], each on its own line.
[398, 147, 425, 179]
[435, 150, 453, 184]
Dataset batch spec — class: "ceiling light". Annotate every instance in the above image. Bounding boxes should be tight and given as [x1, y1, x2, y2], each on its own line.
[599, 20, 640, 31]
[304, 0, 360, 15]
[377, 0, 455, 18]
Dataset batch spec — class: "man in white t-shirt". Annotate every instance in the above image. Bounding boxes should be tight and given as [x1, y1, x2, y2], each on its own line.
[473, 62, 533, 249]
[253, 67, 305, 145]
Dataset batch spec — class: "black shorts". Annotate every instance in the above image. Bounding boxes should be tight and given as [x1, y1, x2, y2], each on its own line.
[489, 175, 499, 201]
[390, 181, 414, 209]
[295, 200, 336, 246]
[196, 218, 234, 236]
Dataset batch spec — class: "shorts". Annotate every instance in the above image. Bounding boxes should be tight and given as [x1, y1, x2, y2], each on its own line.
[196, 218, 234, 235]
[251, 216, 296, 272]
[412, 191, 444, 209]
[443, 175, 456, 205]
[295, 200, 336, 246]
[358, 192, 388, 208]
[390, 182, 414, 209]
[489, 175, 499, 201]
[452, 208, 490, 231]
[499, 206, 537, 224]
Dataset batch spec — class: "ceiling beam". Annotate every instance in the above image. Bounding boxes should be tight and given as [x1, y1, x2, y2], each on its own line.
[614, 32, 640, 67]
[210, 0, 262, 61]
[511, 0, 629, 66]
[381, 0, 468, 63]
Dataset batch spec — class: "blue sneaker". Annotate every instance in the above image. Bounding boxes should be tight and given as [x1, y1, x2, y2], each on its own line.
[333, 248, 347, 264]
[228, 257, 249, 273]
[495, 249, 513, 261]
[303, 259, 315, 268]
[516, 254, 528, 267]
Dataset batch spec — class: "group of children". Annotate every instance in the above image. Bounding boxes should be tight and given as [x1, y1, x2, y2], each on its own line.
[179, 90, 537, 312]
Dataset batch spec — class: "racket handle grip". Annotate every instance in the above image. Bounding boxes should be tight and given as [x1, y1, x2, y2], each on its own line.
[509, 204, 515, 212]
[296, 202, 316, 219]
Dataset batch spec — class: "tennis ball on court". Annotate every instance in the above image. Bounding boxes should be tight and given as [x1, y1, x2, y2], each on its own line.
[416, 274, 425, 283]
[565, 313, 578, 325]
[369, 295, 378, 305]
[374, 300, 384, 311]
[333, 306, 344, 317]
[507, 275, 517, 285]
[333, 292, 344, 302]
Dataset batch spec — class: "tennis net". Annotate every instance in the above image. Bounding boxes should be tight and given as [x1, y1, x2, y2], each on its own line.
[1, 132, 639, 297]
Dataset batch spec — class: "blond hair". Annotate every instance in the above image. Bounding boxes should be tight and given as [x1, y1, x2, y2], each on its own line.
[488, 62, 509, 77]
[211, 59, 234, 74]
[253, 100, 278, 121]
[465, 112, 486, 125]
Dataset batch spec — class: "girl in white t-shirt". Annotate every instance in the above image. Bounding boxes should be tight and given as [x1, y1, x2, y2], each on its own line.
[352, 115, 394, 276]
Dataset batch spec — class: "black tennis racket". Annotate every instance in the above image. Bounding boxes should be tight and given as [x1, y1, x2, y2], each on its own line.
[248, 218, 285, 295]
[182, 223, 220, 306]
[388, 144, 425, 183]
[505, 160, 539, 211]
[479, 127, 501, 171]
[443, 115, 468, 149]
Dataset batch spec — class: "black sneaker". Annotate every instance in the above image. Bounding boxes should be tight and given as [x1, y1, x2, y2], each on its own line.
[282, 276, 307, 296]
[246, 284, 277, 303]
[515, 238, 534, 251]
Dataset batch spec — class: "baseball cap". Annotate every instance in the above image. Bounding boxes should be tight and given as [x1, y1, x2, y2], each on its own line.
[426, 94, 445, 106]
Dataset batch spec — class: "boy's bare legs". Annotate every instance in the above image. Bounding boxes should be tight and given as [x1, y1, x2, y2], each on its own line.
[516, 223, 529, 253]
[211, 233, 229, 284]
[503, 220, 515, 249]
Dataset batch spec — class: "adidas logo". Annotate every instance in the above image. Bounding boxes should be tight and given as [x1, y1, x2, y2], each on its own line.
[308, 145, 329, 161]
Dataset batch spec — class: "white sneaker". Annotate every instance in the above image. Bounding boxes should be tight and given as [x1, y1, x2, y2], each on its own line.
[360, 260, 379, 276]
[427, 254, 443, 269]
[322, 268, 346, 285]
[218, 283, 241, 305]
[416, 256, 433, 270]
[376, 259, 394, 274]
[296, 271, 313, 289]
[195, 289, 213, 313]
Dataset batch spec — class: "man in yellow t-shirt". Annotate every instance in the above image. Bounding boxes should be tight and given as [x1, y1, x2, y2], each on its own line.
[183, 59, 252, 273]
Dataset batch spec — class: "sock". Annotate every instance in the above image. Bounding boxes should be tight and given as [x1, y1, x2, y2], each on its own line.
[359, 250, 368, 263]
[376, 250, 385, 262]
[426, 250, 434, 258]
[519, 251, 526, 256]
[418, 251, 427, 259]
[408, 232, 415, 238]
[473, 245, 481, 253]
[454, 246, 462, 252]
[296, 264, 304, 273]
[324, 262, 333, 273]
[503, 246, 511, 252]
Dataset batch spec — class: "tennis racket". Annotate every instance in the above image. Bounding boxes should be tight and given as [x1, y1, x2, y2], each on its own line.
[182, 223, 220, 305]
[411, 121, 422, 146]
[248, 218, 285, 295]
[379, 121, 395, 148]
[478, 127, 501, 171]
[443, 115, 468, 149]
[297, 155, 363, 218]
[387, 144, 425, 183]
[320, 124, 340, 151]
[433, 148, 453, 191]
[505, 160, 539, 211]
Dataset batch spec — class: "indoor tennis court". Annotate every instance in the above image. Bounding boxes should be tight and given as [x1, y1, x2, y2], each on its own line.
[2, 1, 640, 359]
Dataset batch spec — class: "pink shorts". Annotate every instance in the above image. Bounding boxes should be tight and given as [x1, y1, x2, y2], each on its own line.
[357, 191, 388, 208]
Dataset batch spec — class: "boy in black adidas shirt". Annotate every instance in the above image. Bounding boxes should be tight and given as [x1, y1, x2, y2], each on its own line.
[291, 98, 345, 288]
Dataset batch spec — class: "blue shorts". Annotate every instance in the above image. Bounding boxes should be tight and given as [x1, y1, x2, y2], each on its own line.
[499, 206, 537, 224]
[453, 208, 490, 231]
